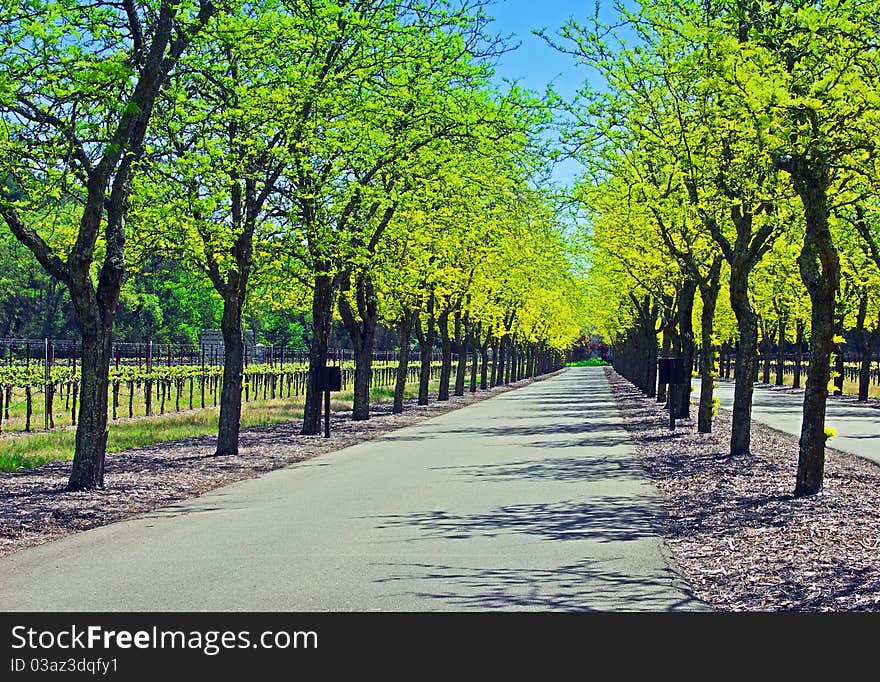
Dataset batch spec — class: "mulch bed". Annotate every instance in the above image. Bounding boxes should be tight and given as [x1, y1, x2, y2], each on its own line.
[606, 366, 880, 611]
[0, 376, 549, 559]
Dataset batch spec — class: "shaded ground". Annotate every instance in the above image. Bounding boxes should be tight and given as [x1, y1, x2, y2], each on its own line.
[0, 378, 549, 559]
[0, 367, 700, 612]
[606, 367, 880, 611]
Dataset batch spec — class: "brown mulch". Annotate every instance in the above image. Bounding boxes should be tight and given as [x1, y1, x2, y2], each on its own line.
[605, 366, 880, 611]
[0, 376, 551, 559]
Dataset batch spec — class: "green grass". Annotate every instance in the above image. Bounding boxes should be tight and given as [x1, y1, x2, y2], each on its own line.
[0, 399, 305, 471]
[0, 380, 432, 472]
[566, 358, 610, 367]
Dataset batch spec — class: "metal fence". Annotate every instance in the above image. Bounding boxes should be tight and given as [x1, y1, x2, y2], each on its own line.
[0, 338, 447, 371]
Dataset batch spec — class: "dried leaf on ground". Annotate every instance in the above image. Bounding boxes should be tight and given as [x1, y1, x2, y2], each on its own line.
[606, 367, 880, 612]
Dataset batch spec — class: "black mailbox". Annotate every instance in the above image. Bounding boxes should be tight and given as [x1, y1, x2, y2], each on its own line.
[658, 357, 686, 385]
[317, 366, 342, 392]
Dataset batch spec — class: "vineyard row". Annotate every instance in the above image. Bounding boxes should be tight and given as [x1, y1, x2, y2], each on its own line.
[0, 362, 444, 435]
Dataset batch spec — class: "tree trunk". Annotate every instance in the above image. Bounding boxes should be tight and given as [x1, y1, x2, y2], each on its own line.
[797, 288, 835, 496]
[634, 296, 659, 398]
[338, 272, 378, 421]
[470, 346, 478, 392]
[454, 312, 468, 397]
[66, 211, 125, 491]
[417, 329, 432, 405]
[677, 279, 696, 419]
[497, 336, 507, 386]
[479, 339, 489, 390]
[302, 272, 333, 435]
[776, 317, 786, 386]
[858, 350, 872, 402]
[216, 296, 244, 456]
[438, 309, 452, 401]
[697, 262, 722, 433]
[657, 327, 672, 404]
[855, 310, 879, 402]
[393, 314, 412, 414]
[67, 320, 113, 491]
[793, 321, 805, 389]
[792, 167, 839, 498]
[415, 293, 435, 406]
[760, 321, 772, 384]
[729, 267, 759, 457]
[726, 343, 733, 378]
[832, 341, 844, 396]
[352, 343, 373, 420]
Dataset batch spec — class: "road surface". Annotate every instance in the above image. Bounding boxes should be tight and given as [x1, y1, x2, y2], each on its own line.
[0, 367, 702, 611]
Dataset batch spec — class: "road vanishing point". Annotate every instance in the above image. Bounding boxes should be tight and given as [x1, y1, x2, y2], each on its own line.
[0, 367, 704, 611]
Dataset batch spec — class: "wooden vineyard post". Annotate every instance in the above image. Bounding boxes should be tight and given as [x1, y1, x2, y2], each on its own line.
[44, 338, 50, 430]
[112, 344, 120, 421]
[71, 380, 77, 426]
[66, 340, 74, 426]
[200, 344, 206, 409]
[48, 339, 55, 428]
[4, 341, 10, 430]
[213, 346, 218, 407]
[145, 338, 153, 417]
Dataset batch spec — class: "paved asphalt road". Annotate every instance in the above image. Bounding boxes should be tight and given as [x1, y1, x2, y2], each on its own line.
[698, 379, 880, 466]
[0, 367, 703, 611]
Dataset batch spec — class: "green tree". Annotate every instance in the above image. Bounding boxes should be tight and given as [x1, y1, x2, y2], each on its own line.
[0, 0, 219, 490]
[133, 2, 313, 455]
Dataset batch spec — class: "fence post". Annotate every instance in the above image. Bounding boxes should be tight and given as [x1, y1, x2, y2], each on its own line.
[145, 337, 152, 417]
[44, 338, 50, 430]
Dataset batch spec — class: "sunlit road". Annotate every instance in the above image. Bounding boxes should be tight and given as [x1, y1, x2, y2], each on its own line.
[0, 367, 703, 611]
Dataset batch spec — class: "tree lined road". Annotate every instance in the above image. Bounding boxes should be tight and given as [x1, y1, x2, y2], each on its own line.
[0, 367, 702, 611]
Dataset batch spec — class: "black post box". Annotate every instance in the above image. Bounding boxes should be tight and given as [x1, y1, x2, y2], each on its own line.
[317, 366, 342, 392]
[658, 357, 686, 385]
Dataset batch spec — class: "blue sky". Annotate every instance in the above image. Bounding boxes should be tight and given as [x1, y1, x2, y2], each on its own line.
[484, 1, 628, 186]
[486, 0, 587, 102]
[485, 0, 592, 187]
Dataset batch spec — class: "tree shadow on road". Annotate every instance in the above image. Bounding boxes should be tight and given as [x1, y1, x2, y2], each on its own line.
[370, 495, 662, 543]
[430, 455, 646, 484]
[379, 420, 627, 444]
[371, 559, 705, 611]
